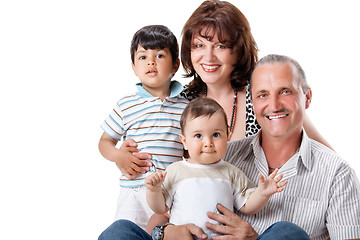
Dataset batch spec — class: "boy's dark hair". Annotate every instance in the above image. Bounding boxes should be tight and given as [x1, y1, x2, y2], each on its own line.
[130, 25, 179, 64]
[180, 98, 229, 158]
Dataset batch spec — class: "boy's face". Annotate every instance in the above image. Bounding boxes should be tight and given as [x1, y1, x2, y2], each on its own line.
[132, 45, 179, 97]
[179, 112, 228, 165]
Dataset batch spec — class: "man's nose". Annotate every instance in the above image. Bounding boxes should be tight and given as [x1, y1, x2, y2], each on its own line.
[269, 95, 282, 111]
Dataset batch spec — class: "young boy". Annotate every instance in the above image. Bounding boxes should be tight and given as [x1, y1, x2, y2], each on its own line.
[99, 25, 188, 229]
[145, 98, 287, 239]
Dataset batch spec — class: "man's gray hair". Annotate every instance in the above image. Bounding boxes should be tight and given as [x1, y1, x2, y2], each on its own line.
[251, 54, 310, 93]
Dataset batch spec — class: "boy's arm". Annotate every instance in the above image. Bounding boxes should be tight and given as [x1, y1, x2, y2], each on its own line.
[240, 168, 287, 215]
[98, 133, 152, 179]
[145, 171, 169, 214]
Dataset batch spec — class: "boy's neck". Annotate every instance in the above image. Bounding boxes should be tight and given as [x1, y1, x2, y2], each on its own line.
[143, 83, 171, 101]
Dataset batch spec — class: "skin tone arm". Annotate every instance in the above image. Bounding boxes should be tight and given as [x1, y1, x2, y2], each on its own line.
[304, 114, 333, 150]
[145, 171, 169, 214]
[98, 133, 153, 179]
[240, 168, 287, 215]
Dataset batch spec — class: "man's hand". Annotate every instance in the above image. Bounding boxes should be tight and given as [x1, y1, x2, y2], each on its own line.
[164, 224, 208, 240]
[206, 204, 259, 240]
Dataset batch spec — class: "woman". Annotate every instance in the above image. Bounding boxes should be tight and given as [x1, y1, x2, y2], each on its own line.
[180, 0, 331, 146]
[99, 0, 328, 239]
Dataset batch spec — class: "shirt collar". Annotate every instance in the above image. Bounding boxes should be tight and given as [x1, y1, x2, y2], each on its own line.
[135, 80, 184, 98]
[250, 129, 313, 176]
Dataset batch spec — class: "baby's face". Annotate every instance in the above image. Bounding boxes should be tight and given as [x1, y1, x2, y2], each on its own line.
[180, 112, 228, 165]
[131, 45, 179, 97]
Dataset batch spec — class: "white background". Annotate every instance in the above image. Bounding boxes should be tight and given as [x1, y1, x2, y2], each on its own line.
[1, 0, 359, 239]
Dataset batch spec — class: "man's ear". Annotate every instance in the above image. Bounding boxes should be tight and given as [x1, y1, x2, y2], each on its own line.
[179, 133, 188, 150]
[172, 58, 180, 74]
[305, 88, 312, 109]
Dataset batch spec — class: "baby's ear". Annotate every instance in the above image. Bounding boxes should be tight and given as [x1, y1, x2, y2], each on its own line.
[179, 133, 188, 150]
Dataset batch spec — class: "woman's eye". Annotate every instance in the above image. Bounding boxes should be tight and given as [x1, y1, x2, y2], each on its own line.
[193, 43, 203, 48]
[216, 44, 226, 49]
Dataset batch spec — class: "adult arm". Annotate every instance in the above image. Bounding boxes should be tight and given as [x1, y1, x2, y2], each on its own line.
[98, 133, 152, 179]
[145, 214, 208, 240]
[206, 204, 259, 240]
[326, 163, 360, 239]
[303, 114, 333, 150]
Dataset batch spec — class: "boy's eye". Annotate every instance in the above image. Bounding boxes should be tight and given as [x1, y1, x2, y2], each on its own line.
[213, 132, 220, 138]
[138, 56, 146, 60]
[156, 54, 165, 58]
[194, 134, 202, 139]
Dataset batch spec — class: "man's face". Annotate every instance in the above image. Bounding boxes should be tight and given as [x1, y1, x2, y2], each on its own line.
[251, 62, 311, 140]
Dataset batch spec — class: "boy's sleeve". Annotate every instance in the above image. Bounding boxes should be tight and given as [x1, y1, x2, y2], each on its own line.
[100, 102, 126, 141]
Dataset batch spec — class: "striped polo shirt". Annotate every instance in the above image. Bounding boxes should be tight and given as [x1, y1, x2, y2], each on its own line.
[101, 80, 188, 187]
[225, 130, 360, 240]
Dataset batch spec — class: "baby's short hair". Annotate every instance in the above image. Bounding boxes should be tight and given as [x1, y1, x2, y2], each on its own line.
[180, 98, 229, 134]
[130, 25, 179, 64]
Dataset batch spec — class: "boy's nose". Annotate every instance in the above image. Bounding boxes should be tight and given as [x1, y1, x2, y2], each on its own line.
[148, 60, 156, 66]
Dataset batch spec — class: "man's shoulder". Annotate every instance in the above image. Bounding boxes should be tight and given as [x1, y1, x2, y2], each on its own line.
[227, 135, 255, 153]
[307, 138, 352, 173]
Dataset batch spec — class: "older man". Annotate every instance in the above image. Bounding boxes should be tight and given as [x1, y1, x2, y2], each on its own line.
[205, 54, 360, 239]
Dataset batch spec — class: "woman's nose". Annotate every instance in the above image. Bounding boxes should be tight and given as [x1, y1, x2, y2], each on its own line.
[204, 47, 216, 61]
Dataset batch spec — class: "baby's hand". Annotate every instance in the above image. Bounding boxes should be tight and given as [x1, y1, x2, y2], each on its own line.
[258, 168, 288, 197]
[145, 171, 167, 191]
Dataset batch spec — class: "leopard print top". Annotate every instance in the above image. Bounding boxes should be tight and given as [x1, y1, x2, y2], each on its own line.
[245, 83, 261, 137]
[181, 82, 261, 138]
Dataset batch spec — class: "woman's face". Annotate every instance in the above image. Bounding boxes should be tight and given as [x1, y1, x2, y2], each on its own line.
[190, 30, 238, 87]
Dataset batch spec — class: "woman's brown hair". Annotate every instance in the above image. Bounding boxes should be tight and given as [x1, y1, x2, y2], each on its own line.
[181, 0, 258, 98]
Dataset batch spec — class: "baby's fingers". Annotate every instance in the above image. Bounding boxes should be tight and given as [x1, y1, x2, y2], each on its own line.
[274, 173, 284, 182]
[277, 180, 288, 192]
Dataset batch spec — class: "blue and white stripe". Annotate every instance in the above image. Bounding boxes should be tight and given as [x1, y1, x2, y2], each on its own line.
[101, 81, 188, 187]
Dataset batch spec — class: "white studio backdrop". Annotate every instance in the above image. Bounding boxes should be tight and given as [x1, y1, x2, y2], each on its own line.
[0, 0, 359, 239]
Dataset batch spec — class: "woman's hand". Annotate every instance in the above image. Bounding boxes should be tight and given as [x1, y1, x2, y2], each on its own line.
[164, 224, 208, 240]
[116, 138, 153, 179]
[206, 204, 259, 240]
